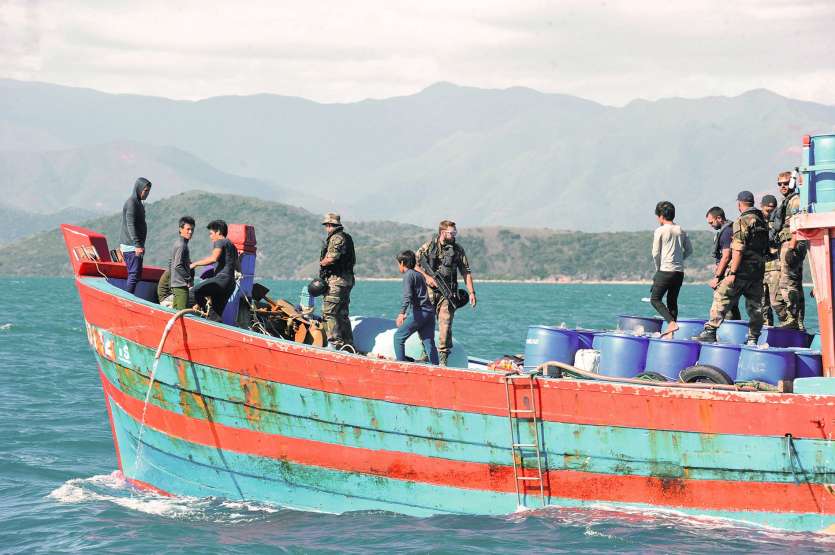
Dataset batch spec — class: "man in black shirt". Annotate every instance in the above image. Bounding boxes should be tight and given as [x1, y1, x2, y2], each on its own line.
[191, 220, 238, 319]
[705, 206, 740, 320]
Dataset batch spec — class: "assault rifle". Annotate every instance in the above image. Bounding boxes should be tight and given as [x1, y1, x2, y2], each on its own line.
[419, 253, 470, 309]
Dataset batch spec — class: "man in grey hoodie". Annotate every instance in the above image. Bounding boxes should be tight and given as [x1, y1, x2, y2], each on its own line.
[119, 177, 152, 294]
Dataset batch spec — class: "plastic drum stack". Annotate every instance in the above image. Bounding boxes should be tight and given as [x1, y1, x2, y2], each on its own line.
[521, 313, 823, 386]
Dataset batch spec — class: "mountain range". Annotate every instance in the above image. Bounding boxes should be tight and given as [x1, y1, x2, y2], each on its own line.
[2, 79, 834, 232]
[0, 191, 718, 281]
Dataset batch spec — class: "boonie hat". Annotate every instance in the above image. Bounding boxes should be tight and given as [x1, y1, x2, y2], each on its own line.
[761, 194, 778, 207]
[321, 212, 341, 225]
[736, 190, 755, 203]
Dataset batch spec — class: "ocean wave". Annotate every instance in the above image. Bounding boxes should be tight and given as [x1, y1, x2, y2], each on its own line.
[47, 471, 283, 523]
[0, 323, 12, 331]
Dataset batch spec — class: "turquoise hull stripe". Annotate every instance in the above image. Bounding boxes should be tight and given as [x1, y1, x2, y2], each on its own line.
[109, 398, 835, 532]
[96, 337, 835, 485]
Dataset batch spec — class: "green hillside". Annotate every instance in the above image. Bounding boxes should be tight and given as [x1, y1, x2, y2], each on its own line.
[0, 191, 719, 281]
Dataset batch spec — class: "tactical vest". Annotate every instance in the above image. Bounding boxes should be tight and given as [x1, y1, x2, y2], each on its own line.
[319, 228, 355, 278]
[426, 236, 461, 287]
[739, 208, 769, 257]
[712, 220, 734, 262]
[773, 191, 799, 240]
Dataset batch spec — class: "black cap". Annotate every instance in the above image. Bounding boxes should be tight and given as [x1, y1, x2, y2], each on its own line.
[761, 194, 778, 207]
[737, 190, 755, 203]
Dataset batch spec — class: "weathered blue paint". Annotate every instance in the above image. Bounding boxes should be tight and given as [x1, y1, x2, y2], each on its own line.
[109, 398, 835, 532]
[95, 331, 835, 486]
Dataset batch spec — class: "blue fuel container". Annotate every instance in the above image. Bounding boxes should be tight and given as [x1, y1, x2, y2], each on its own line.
[576, 329, 600, 350]
[645, 338, 701, 380]
[802, 134, 835, 213]
[717, 320, 750, 345]
[524, 326, 583, 371]
[617, 315, 663, 334]
[736, 346, 796, 385]
[593, 332, 650, 378]
[757, 326, 809, 348]
[696, 343, 742, 381]
[672, 318, 707, 340]
[791, 349, 823, 379]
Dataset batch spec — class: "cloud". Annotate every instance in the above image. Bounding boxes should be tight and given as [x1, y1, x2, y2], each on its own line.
[1, 0, 834, 106]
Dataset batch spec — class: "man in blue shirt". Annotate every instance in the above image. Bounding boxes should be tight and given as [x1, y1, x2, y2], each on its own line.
[393, 250, 439, 365]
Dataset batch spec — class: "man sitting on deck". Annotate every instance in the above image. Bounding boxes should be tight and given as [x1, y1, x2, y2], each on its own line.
[190, 220, 238, 320]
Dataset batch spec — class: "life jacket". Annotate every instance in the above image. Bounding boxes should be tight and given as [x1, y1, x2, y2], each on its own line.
[711, 220, 734, 262]
[319, 228, 355, 278]
[425, 236, 461, 286]
[739, 208, 769, 257]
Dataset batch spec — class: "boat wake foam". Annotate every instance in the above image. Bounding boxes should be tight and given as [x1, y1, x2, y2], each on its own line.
[0, 323, 12, 331]
[47, 471, 282, 523]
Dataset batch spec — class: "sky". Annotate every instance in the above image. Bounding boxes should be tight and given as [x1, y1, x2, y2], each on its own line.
[2, 0, 835, 106]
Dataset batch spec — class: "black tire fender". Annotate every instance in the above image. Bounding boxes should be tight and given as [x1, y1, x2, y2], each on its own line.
[679, 364, 733, 385]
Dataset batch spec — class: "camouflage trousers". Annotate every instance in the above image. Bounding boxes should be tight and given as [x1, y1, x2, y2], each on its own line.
[706, 276, 764, 341]
[428, 288, 455, 359]
[762, 269, 785, 326]
[779, 243, 806, 329]
[323, 276, 354, 347]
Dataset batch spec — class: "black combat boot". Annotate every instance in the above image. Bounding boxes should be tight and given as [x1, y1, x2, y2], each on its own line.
[779, 320, 800, 330]
[693, 327, 718, 343]
[745, 336, 759, 346]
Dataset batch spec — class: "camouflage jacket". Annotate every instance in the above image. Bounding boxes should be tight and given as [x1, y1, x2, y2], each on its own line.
[765, 214, 780, 272]
[319, 227, 355, 280]
[416, 237, 471, 288]
[777, 193, 801, 243]
[731, 208, 768, 279]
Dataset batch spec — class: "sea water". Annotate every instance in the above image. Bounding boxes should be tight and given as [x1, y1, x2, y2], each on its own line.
[0, 277, 830, 554]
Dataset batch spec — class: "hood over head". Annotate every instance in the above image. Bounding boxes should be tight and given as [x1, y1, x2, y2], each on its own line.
[134, 177, 152, 199]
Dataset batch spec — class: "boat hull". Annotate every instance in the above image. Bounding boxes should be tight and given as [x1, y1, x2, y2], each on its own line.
[77, 276, 835, 532]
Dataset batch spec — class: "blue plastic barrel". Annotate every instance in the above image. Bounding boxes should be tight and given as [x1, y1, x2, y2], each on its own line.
[672, 318, 707, 340]
[524, 326, 583, 370]
[736, 347, 796, 385]
[617, 315, 663, 335]
[802, 134, 835, 213]
[645, 338, 701, 380]
[696, 343, 742, 380]
[575, 329, 600, 350]
[757, 326, 809, 348]
[717, 320, 750, 345]
[593, 333, 650, 378]
[791, 349, 823, 379]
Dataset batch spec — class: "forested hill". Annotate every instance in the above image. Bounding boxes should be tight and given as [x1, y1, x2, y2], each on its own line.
[0, 191, 719, 281]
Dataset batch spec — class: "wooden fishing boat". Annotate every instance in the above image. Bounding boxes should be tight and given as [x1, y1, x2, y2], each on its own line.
[61, 135, 835, 532]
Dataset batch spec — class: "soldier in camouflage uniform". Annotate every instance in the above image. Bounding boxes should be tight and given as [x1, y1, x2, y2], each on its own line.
[774, 171, 807, 329]
[695, 191, 768, 345]
[760, 195, 786, 326]
[415, 220, 477, 366]
[319, 213, 356, 349]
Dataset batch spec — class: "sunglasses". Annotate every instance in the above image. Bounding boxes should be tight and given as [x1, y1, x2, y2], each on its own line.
[777, 181, 791, 186]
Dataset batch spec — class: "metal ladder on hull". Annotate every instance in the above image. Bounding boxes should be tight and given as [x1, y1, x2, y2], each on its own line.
[503, 372, 546, 507]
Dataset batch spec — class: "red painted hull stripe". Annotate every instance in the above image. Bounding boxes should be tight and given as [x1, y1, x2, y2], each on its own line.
[79, 281, 835, 440]
[101, 370, 835, 515]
